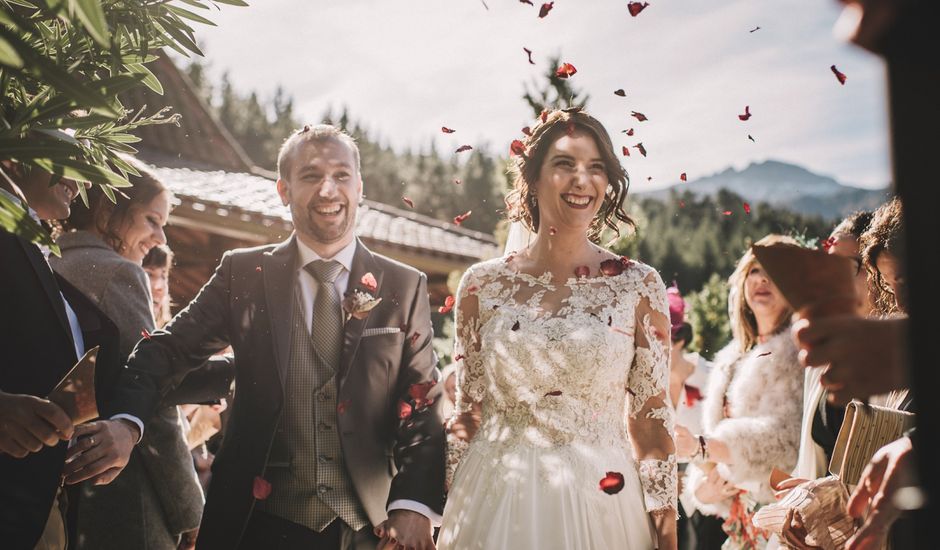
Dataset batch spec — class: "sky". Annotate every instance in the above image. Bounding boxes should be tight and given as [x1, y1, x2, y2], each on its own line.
[183, 0, 890, 190]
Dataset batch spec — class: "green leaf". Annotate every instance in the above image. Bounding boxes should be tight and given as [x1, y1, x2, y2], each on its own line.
[166, 5, 217, 26]
[127, 62, 163, 94]
[0, 190, 59, 253]
[72, 0, 111, 47]
[212, 0, 249, 6]
[1, 0, 38, 8]
[30, 157, 132, 187]
[0, 35, 24, 69]
[176, 0, 211, 9]
[110, 154, 141, 178]
[157, 17, 204, 56]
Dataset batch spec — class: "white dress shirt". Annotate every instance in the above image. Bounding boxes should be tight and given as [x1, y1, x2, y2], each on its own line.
[294, 237, 442, 526]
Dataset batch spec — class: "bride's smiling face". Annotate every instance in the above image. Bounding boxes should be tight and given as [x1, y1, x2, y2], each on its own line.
[533, 131, 608, 234]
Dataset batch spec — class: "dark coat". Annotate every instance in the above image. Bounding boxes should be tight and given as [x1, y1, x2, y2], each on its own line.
[0, 228, 120, 550]
[110, 237, 446, 549]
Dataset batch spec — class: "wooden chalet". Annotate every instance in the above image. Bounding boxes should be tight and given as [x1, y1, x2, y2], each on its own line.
[124, 56, 499, 309]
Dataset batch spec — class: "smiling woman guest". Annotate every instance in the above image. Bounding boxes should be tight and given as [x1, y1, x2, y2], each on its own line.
[675, 235, 804, 549]
[51, 164, 205, 550]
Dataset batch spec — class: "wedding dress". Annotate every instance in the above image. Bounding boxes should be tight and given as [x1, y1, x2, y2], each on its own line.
[439, 256, 677, 549]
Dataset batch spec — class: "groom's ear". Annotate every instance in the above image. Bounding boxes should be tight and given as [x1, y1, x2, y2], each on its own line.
[276, 177, 290, 207]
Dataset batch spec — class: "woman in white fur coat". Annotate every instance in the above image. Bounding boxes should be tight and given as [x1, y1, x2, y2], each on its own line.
[676, 235, 804, 549]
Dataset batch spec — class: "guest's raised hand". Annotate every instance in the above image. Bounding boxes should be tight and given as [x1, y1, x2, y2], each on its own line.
[63, 419, 138, 485]
[375, 510, 435, 550]
[0, 390, 73, 457]
[846, 437, 917, 550]
[694, 466, 738, 504]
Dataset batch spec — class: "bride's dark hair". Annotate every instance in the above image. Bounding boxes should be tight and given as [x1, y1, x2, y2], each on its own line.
[505, 108, 634, 241]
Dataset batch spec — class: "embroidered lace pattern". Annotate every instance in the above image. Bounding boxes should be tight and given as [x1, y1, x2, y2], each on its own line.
[445, 256, 677, 514]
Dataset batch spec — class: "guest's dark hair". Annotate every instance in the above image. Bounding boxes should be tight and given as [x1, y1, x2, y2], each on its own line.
[505, 109, 633, 241]
[672, 322, 693, 349]
[830, 210, 874, 240]
[860, 198, 905, 315]
[64, 164, 168, 253]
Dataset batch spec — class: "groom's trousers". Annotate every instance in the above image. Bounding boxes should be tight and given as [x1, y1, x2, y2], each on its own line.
[238, 512, 378, 550]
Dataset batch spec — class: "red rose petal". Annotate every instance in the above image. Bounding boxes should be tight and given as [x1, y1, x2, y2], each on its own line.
[743, 202, 751, 214]
[398, 400, 413, 420]
[599, 471, 625, 494]
[623, 128, 634, 136]
[538, 2, 553, 18]
[438, 295, 456, 314]
[614, 89, 626, 97]
[360, 272, 378, 292]
[523, 47, 535, 65]
[540, 109, 549, 123]
[722, 210, 733, 216]
[442, 126, 455, 133]
[647, 176, 653, 182]
[831, 64, 847, 85]
[522, 126, 532, 136]
[757, 351, 772, 357]
[252, 476, 272, 500]
[454, 353, 465, 362]
[454, 178, 462, 185]
[680, 172, 687, 182]
[511, 320, 521, 331]
[821, 236, 836, 251]
[510, 139, 527, 157]
[679, 200, 686, 208]
[401, 196, 415, 209]
[255, 266, 262, 272]
[409, 380, 437, 402]
[738, 105, 751, 121]
[467, 285, 479, 294]
[631, 111, 647, 122]
[684, 385, 703, 407]
[600, 257, 631, 276]
[634, 142, 647, 157]
[337, 399, 351, 414]
[621, 145, 630, 157]
[574, 265, 590, 278]
[455, 145, 473, 153]
[555, 62, 577, 79]
[519, 0, 533, 4]
[453, 210, 472, 225]
[544, 390, 563, 397]
[627, 2, 648, 17]
[141, 328, 151, 339]
[409, 332, 421, 346]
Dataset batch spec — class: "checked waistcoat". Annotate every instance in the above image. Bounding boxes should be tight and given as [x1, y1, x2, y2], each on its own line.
[259, 261, 369, 532]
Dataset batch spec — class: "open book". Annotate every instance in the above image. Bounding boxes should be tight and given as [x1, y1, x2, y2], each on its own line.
[46, 346, 99, 424]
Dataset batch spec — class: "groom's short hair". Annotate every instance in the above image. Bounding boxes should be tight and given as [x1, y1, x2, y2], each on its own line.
[277, 124, 361, 181]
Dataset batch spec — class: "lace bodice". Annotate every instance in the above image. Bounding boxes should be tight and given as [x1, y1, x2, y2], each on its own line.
[446, 255, 677, 514]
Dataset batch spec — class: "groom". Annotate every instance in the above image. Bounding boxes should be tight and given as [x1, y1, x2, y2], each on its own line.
[87, 125, 445, 549]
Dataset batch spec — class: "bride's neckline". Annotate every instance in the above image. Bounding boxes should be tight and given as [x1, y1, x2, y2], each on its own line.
[497, 255, 629, 287]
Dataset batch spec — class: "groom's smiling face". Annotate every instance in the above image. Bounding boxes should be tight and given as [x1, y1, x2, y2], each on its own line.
[277, 138, 362, 248]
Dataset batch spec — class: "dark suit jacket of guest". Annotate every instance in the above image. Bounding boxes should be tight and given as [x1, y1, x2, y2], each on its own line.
[0, 229, 120, 550]
[110, 236, 446, 549]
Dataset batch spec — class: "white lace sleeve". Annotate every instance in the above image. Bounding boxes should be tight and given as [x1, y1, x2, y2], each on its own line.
[626, 269, 678, 515]
[446, 267, 485, 487]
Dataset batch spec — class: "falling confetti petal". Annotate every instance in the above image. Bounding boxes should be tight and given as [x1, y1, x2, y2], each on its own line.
[438, 295, 456, 314]
[337, 400, 350, 414]
[544, 390, 563, 397]
[749, 26, 761, 33]
[555, 62, 577, 79]
[141, 329, 151, 340]
[253, 476, 272, 500]
[614, 89, 626, 97]
[510, 139, 527, 157]
[623, 128, 634, 136]
[540, 110, 549, 123]
[549, 226, 557, 235]
[822, 236, 836, 251]
[519, 0, 533, 4]
[738, 105, 752, 121]
[634, 142, 647, 157]
[522, 126, 532, 136]
[538, 2, 553, 17]
[599, 471, 625, 494]
[627, 2, 649, 17]
[574, 265, 590, 278]
[831, 64, 847, 85]
[255, 266, 262, 272]
[511, 320, 521, 331]
[401, 196, 415, 209]
[631, 111, 648, 122]
[743, 202, 752, 214]
[600, 257, 631, 276]
[441, 127, 455, 133]
[454, 210, 472, 225]
[748, 134, 755, 142]
[722, 210, 733, 216]
[757, 351, 772, 357]
[455, 145, 473, 153]
[523, 47, 535, 65]
[680, 173, 687, 182]
[454, 178, 462, 185]
[410, 332, 421, 346]
[621, 146, 630, 157]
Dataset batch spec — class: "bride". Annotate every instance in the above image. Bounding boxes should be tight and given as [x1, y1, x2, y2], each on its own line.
[439, 109, 677, 549]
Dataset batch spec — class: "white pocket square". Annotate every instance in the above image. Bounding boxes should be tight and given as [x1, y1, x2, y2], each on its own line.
[361, 327, 402, 337]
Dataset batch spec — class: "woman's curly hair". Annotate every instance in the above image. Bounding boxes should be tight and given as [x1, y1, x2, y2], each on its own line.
[505, 109, 634, 241]
[860, 197, 906, 315]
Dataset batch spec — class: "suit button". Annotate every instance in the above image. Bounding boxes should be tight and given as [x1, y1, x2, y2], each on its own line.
[318, 454, 333, 464]
[317, 484, 331, 494]
[318, 422, 331, 431]
[318, 392, 331, 402]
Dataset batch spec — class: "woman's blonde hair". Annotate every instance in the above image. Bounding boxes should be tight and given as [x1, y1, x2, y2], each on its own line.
[728, 234, 799, 353]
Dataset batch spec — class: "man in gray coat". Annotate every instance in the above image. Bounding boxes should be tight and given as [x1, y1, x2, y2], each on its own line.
[77, 125, 446, 550]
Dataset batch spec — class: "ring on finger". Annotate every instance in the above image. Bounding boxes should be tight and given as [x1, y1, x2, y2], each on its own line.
[88, 436, 95, 446]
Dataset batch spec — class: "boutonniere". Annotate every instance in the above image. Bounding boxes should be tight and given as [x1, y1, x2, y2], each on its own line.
[684, 384, 704, 408]
[342, 272, 382, 322]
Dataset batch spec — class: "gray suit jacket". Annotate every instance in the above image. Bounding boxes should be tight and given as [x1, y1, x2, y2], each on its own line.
[52, 231, 204, 549]
[110, 236, 446, 549]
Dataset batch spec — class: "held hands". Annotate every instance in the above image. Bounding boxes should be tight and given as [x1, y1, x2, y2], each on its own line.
[694, 466, 739, 504]
[374, 509, 435, 550]
[0, 390, 73, 457]
[62, 419, 139, 485]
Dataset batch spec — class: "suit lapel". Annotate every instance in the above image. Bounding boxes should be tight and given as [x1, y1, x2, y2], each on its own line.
[339, 239, 383, 387]
[18, 237, 75, 354]
[263, 236, 297, 390]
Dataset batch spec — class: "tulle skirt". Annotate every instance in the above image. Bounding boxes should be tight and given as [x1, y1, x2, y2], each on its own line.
[439, 439, 656, 550]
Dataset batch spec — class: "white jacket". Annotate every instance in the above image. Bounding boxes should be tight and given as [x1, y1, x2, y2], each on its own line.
[684, 331, 804, 517]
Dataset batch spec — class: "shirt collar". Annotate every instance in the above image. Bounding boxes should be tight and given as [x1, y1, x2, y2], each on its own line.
[295, 235, 357, 273]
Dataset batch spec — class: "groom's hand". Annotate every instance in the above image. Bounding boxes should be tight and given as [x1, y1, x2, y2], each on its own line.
[374, 510, 435, 550]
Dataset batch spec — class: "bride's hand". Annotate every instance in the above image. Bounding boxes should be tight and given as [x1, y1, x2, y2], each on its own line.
[446, 408, 480, 442]
[694, 467, 738, 504]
